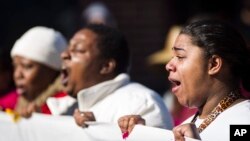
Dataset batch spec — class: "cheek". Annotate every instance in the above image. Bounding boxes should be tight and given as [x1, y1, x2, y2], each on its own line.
[183, 68, 208, 106]
[25, 69, 44, 87]
[71, 56, 82, 62]
[73, 60, 87, 75]
[179, 63, 204, 96]
[72, 58, 84, 74]
[69, 58, 88, 86]
[23, 72, 36, 86]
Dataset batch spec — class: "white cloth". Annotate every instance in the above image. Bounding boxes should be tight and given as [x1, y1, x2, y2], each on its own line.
[127, 125, 200, 141]
[11, 26, 67, 70]
[1, 112, 198, 141]
[46, 95, 76, 115]
[183, 100, 250, 141]
[0, 112, 122, 141]
[77, 73, 173, 129]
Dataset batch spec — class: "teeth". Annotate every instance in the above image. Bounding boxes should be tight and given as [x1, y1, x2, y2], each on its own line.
[61, 77, 68, 86]
[61, 68, 69, 86]
[61, 64, 66, 70]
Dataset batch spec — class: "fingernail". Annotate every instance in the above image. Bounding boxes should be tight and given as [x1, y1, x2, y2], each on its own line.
[122, 131, 129, 139]
[80, 113, 85, 117]
[82, 124, 88, 128]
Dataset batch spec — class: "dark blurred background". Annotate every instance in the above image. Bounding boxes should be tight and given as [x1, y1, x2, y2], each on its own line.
[0, 0, 246, 96]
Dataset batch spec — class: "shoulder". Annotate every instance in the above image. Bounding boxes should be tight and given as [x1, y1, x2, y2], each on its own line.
[115, 82, 162, 100]
[218, 100, 250, 123]
[110, 82, 168, 112]
[228, 100, 250, 114]
[117, 82, 157, 94]
[199, 100, 250, 140]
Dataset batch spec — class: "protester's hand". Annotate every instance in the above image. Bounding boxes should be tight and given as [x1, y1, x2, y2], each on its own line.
[118, 115, 145, 134]
[73, 109, 96, 128]
[17, 102, 38, 118]
[173, 123, 201, 141]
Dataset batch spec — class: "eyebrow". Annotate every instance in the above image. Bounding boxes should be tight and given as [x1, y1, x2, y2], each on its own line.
[69, 39, 82, 45]
[172, 47, 186, 52]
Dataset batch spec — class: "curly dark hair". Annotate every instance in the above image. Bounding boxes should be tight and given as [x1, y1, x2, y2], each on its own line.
[85, 24, 130, 75]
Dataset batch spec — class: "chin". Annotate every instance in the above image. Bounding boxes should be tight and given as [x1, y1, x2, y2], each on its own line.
[67, 91, 75, 97]
[23, 94, 35, 101]
[66, 90, 76, 98]
[177, 98, 188, 107]
[69, 94, 77, 99]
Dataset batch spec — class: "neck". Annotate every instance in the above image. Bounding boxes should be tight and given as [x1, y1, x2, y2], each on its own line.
[198, 87, 233, 119]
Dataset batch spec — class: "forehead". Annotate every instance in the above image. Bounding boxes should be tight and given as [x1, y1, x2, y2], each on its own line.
[71, 29, 97, 44]
[13, 55, 39, 64]
[13, 55, 53, 71]
[174, 34, 194, 49]
[173, 34, 205, 55]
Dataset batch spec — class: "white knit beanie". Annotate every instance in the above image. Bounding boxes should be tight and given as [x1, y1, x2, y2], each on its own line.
[11, 26, 67, 70]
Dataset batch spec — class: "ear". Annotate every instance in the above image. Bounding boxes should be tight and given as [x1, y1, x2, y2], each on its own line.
[100, 59, 116, 74]
[208, 55, 222, 75]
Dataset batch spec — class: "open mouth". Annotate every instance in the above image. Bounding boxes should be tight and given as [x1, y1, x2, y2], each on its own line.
[16, 84, 25, 95]
[61, 67, 69, 86]
[168, 78, 181, 93]
[172, 80, 181, 86]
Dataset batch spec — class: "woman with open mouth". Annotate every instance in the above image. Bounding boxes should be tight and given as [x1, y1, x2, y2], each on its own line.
[118, 20, 250, 141]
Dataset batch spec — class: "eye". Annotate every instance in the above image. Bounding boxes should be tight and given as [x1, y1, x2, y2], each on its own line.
[69, 45, 86, 55]
[22, 63, 34, 70]
[73, 48, 86, 53]
[176, 56, 185, 61]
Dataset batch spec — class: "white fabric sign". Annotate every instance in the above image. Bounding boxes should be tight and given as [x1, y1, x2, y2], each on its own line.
[127, 125, 200, 141]
[0, 111, 199, 141]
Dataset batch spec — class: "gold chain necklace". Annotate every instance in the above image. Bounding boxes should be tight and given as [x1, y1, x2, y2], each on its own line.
[191, 91, 241, 133]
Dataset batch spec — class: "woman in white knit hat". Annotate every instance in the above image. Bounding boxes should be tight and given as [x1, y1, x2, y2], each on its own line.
[11, 26, 74, 118]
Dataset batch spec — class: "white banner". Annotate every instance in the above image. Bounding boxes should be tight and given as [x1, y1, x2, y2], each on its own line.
[0, 111, 200, 141]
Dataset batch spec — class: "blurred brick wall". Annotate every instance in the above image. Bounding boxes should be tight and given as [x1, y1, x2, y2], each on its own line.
[102, 0, 174, 95]
[1, 0, 240, 96]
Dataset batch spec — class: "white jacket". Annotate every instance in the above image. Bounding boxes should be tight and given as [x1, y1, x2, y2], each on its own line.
[78, 73, 173, 129]
[48, 73, 173, 129]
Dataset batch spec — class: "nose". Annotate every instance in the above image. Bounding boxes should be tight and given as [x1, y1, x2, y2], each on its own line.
[165, 59, 176, 72]
[61, 48, 71, 61]
[13, 66, 23, 80]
